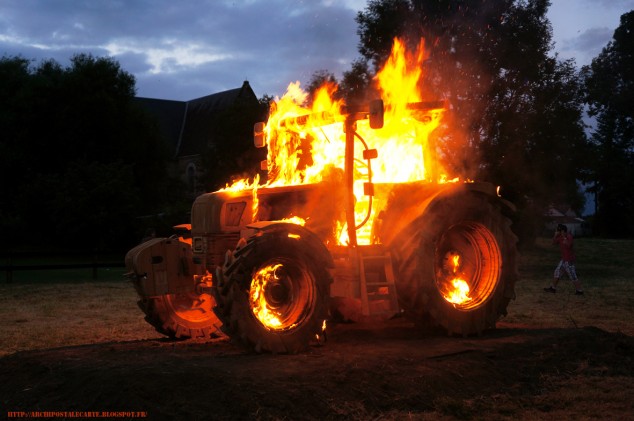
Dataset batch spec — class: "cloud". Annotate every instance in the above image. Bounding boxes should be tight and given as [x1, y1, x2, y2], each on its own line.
[566, 27, 614, 60]
[589, 0, 634, 9]
[6, 0, 628, 99]
[0, 0, 361, 100]
[104, 39, 235, 75]
[547, 0, 633, 65]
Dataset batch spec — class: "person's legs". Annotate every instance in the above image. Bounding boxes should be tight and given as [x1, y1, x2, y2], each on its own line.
[564, 262, 583, 294]
[544, 261, 563, 292]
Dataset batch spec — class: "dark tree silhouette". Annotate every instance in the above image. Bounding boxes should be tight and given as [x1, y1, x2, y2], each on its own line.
[0, 54, 171, 250]
[339, 58, 373, 107]
[355, 0, 588, 243]
[582, 11, 634, 237]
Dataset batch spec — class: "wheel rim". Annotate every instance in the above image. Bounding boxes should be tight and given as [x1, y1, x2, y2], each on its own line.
[434, 221, 501, 310]
[164, 292, 214, 323]
[249, 257, 316, 331]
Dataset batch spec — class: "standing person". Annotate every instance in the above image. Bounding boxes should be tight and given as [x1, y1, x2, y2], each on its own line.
[544, 224, 584, 295]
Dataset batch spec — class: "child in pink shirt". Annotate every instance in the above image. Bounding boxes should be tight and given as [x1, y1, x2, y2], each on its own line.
[544, 224, 584, 295]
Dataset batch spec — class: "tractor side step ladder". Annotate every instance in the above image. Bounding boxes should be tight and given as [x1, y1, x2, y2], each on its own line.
[358, 248, 400, 317]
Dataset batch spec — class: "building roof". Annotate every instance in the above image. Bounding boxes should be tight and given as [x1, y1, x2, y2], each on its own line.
[545, 205, 585, 224]
[179, 81, 259, 157]
[188, 81, 257, 112]
[135, 81, 259, 158]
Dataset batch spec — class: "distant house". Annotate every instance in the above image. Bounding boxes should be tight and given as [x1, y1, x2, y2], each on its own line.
[134, 81, 262, 197]
[544, 205, 591, 237]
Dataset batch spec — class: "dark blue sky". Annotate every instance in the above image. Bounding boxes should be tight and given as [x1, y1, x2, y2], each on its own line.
[1, 0, 632, 101]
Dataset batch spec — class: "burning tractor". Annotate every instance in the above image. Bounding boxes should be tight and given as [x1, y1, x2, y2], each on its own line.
[125, 39, 518, 353]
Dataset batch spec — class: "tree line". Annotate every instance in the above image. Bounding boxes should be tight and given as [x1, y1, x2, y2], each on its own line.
[0, 54, 181, 251]
[1, 0, 633, 253]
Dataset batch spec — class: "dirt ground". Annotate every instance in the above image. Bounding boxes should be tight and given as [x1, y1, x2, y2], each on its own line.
[1, 317, 632, 421]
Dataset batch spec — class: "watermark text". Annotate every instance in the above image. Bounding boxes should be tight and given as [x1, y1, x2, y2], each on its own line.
[7, 411, 147, 418]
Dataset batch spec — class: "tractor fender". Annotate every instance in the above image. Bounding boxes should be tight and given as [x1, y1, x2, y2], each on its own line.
[241, 221, 335, 269]
[381, 181, 514, 248]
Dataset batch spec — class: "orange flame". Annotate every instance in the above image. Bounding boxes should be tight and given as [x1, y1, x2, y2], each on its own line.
[442, 252, 472, 305]
[250, 263, 284, 329]
[229, 38, 449, 245]
[252, 174, 260, 222]
[452, 254, 460, 272]
[221, 174, 260, 192]
[446, 279, 471, 304]
[280, 216, 306, 226]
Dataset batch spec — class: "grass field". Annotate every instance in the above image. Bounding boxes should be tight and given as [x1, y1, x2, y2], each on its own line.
[505, 236, 634, 336]
[0, 237, 633, 357]
[1, 253, 125, 283]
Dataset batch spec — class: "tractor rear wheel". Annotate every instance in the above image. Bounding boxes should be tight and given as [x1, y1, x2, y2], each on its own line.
[213, 225, 331, 353]
[138, 292, 223, 339]
[392, 191, 518, 336]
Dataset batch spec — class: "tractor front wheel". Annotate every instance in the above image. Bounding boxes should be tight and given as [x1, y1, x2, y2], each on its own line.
[213, 225, 331, 353]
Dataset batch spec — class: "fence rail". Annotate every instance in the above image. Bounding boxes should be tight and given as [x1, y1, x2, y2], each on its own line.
[1, 253, 126, 282]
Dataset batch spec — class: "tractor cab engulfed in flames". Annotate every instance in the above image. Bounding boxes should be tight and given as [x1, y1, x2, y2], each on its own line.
[125, 38, 518, 353]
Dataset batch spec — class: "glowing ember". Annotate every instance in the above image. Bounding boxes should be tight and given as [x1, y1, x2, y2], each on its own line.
[250, 263, 283, 329]
[315, 319, 327, 342]
[439, 175, 460, 184]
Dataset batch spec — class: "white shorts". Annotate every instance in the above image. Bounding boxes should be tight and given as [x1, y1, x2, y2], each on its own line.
[554, 260, 578, 281]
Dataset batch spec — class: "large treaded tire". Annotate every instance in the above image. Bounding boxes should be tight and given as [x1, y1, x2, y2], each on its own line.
[137, 292, 223, 339]
[391, 191, 518, 336]
[212, 225, 332, 353]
